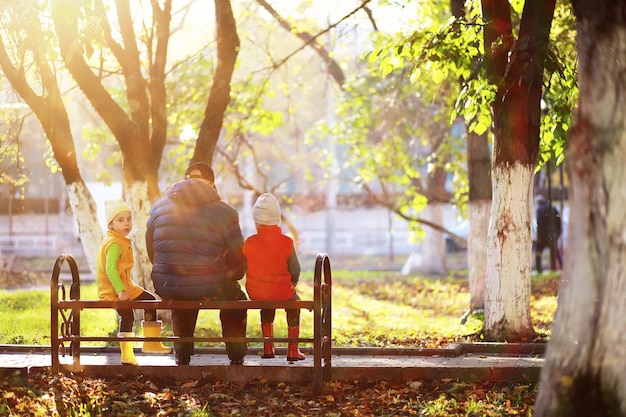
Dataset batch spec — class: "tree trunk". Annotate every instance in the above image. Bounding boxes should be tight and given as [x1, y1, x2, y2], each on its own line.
[66, 182, 103, 274]
[411, 163, 449, 275]
[0, 24, 102, 274]
[124, 181, 156, 292]
[193, 0, 239, 165]
[482, 0, 555, 341]
[467, 130, 492, 310]
[3, 1, 235, 291]
[467, 198, 490, 309]
[534, 5, 626, 415]
[484, 163, 534, 340]
[50, 1, 170, 287]
[450, 0, 492, 311]
[419, 203, 447, 275]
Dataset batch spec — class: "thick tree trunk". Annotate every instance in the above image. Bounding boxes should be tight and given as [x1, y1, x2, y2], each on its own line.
[484, 163, 535, 340]
[52, 0, 176, 203]
[534, 6, 626, 416]
[482, 0, 555, 341]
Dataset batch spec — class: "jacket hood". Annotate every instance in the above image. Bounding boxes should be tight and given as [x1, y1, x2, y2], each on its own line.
[166, 179, 220, 206]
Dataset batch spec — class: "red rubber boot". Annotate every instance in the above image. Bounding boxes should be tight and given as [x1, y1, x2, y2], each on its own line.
[287, 326, 305, 361]
[261, 323, 275, 358]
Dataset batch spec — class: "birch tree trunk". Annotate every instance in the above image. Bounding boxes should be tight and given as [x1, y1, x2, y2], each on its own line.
[534, 5, 626, 415]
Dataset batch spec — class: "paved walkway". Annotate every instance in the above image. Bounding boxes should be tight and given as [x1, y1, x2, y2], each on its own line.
[0, 343, 544, 384]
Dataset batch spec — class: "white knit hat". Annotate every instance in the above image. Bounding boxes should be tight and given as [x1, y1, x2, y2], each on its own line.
[252, 193, 281, 226]
[105, 199, 131, 224]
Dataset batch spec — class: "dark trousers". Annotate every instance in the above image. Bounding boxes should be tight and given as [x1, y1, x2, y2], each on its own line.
[535, 237, 562, 273]
[260, 293, 301, 327]
[116, 290, 158, 333]
[171, 289, 248, 362]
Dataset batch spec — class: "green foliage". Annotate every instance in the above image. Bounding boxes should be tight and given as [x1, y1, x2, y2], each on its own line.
[161, 51, 287, 185]
[538, 3, 578, 167]
[0, 107, 29, 193]
[373, 0, 577, 171]
[311, 27, 469, 232]
[81, 123, 120, 182]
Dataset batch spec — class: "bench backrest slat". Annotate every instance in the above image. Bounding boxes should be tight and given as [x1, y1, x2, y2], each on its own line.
[57, 300, 315, 310]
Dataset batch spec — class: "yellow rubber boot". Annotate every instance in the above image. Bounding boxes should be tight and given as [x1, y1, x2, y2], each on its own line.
[141, 321, 172, 354]
[118, 332, 138, 366]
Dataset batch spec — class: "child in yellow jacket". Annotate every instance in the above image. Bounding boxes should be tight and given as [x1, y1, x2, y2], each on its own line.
[96, 200, 170, 365]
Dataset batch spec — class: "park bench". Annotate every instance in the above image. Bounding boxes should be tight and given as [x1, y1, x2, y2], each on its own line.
[50, 253, 332, 393]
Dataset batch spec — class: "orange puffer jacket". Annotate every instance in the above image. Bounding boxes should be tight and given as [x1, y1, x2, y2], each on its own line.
[243, 225, 301, 301]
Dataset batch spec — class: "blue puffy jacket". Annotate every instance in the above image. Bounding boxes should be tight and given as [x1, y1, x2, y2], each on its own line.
[146, 178, 246, 300]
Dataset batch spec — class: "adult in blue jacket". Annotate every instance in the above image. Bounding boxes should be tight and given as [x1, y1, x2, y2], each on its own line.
[146, 162, 247, 365]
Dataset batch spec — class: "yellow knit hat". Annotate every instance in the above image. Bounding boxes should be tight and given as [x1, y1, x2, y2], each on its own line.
[105, 200, 131, 224]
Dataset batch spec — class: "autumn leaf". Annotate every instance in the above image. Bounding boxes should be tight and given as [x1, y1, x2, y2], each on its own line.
[180, 380, 198, 389]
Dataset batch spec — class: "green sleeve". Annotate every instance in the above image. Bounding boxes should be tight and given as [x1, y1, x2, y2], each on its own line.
[105, 243, 125, 293]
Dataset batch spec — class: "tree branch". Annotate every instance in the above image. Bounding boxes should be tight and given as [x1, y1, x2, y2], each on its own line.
[255, 0, 376, 88]
[0, 16, 81, 183]
[193, 0, 240, 165]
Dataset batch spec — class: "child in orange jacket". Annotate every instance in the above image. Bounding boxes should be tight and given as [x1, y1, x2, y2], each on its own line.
[243, 193, 304, 361]
[96, 199, 170, 365]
